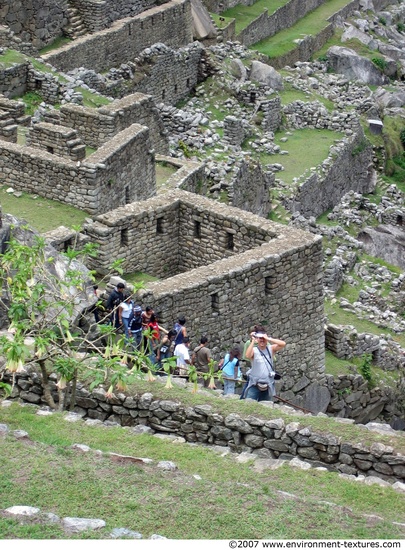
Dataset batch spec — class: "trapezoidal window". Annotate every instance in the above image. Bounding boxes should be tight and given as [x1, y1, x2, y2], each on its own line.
[211, 293, 219, 313]
[124, 186, 130, 204]
[194, 220, 201, 239]
[264, 276, 275, 295]
[120, 228, 129, 247]
[46, 146, 54, 154]
[397, 215, 403, 226]
[156, 217, 164, 234]
[226, 232, 234, 250]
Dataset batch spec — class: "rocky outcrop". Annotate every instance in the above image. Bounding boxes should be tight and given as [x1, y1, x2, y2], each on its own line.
[326, 46, 388, 86]
[357, 225, 405, 270]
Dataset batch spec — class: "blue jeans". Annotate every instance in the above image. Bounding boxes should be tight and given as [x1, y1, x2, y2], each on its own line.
[223, 379, 236, 395]
[122, 317, 130, 341]
[245, 385, 272, 402]
[130, 330, 143, 350]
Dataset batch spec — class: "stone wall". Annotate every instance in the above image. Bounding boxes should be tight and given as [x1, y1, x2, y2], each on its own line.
[325, 323, 405, 371]
[26, 66, 61, 105]
[0, 62, 28, 99]
[26, 122, 86, 161]
[44, 93, 169, 154]
[0, 26, 35, 55]
[268, 25, 335, 70]
[0, 0, 68, 50]
[203, 0, 255, 12]
[84, 189, 325, 380]
[41, 0, 194, 74]
[231, 159, 273, 218]
[236, 0, 327, 47]
[72, 0, 159, 32]
[4, 379, 405, 483]
[0, 123, 156, 214]
[0, 97, 26, 143]
[325, 372, 400, 425]
[103, 42, 204, 106]
[156, 155, 208, 194]
[285, 128, 375, 218]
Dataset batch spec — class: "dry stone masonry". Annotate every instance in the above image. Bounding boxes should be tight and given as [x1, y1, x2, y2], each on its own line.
[84, 188, 325, 390]
[3, 385, 405, 484]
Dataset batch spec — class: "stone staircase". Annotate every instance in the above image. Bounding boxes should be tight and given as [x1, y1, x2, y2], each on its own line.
[64, 2, 88, 40]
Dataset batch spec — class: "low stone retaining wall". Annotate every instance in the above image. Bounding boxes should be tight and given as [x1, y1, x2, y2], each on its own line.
[41, 0, 193, 74]
[284, 128, 375, 218]
[236, 0, 326, 48]
[325, 323, 405, 371]
[325, 372, 398, 425]
[0, 123, 156, 215]
[4, 372, 405, 483]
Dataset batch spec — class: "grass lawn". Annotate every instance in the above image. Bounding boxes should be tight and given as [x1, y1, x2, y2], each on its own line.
[258, 128, 344, 184]
[156, 161, 178, 187]
[253, 0, 355, 58]
[221, 0, 291, 34]
[0, 401, 404, 539]
[0, 186, 88, 233]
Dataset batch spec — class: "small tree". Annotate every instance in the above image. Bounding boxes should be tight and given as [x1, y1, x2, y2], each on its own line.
[0, 225, 150, 410]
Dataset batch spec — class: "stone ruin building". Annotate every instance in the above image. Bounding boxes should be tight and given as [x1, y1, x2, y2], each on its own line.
[0, 0, 404, 422]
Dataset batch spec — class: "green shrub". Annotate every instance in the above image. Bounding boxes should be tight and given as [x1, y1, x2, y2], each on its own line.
[397, 22, 405, 33]
[378, 16, 387, 26]
[358, 353, 375, 387]
[372, 57, 387, 71]
[400, 128, 405, 148]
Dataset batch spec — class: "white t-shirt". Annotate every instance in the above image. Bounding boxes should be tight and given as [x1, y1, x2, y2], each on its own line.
[174, 343, 190, 375]
[119, 301, 133, 319]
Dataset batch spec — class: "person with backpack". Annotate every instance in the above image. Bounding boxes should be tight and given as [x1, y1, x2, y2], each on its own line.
[106, 282, 125, 330]
[173, 316, 187, 348]
[219, 345, 242, 395]
[192, 336, 211, 386]
[128, 305, 143, 350]
[156, 329, 177, 370]
[243, 325, 286, 402]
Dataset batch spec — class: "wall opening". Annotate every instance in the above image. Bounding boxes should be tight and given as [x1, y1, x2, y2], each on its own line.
[35, 79, 42, 90]
[120, 228, 129, 247]
[124, 186, 130, 204]
[211, 293, 219, 312]
[46, 146, 54, 154]
[397, 215, 403, 226]
[156, 217, 164, 234]
[194, 220, 201, 239]
[250, 91, 256, 103]
[226, 232, 234, 250]
[264, 275, 275, 295]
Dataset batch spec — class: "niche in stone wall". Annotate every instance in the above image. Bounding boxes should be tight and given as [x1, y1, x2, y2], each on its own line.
[211, 292, 219, 312]
[120, 228, 129, 247]
[156, 217, 164, 234]
[226, 231, 234, 250]
[194, 220, 201, 238]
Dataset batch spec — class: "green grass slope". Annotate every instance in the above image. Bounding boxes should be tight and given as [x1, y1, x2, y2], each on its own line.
[0, 402, 404, 539]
